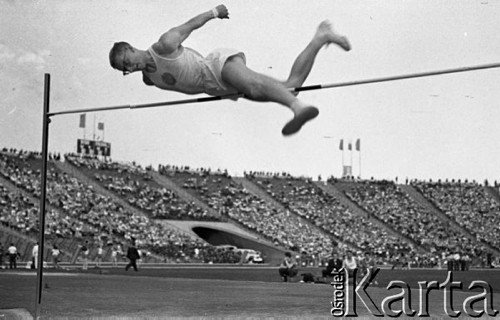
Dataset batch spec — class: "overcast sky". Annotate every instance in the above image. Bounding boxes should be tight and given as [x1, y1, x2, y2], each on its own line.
[1, 0, 500, 182]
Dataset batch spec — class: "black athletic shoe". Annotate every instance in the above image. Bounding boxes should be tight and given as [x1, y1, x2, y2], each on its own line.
[282, 106, 319, 136]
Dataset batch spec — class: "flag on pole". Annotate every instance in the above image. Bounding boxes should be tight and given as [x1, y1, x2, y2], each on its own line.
[79, 114, 86, 128]
[356, 139, 361, 151]
[98, 122, 104, 130]
[339, 139, 344, 151]
[348, 142, 352, 150]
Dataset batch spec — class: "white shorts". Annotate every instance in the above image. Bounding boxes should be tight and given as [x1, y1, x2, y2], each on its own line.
[204, 48, 246, 99]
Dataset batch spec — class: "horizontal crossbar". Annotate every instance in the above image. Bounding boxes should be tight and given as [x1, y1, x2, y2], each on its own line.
[48, 62, 500, 117]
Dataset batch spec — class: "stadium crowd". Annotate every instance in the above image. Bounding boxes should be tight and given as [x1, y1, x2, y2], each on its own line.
[411, 179, 500, 249]
[1, 148, 499, 268]
[66, 155, 217, 221]
[161, 165, 336, 258]
[344, 180, 489, 265]
[247, 175, 416, 263]
[0, 150, 239, 264]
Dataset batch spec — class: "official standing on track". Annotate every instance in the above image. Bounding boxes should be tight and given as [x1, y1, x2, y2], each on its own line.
[125, 241, 140, 272]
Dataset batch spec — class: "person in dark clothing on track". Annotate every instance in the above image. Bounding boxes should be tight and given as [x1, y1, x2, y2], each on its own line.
[322, 250, 343, 278]
[125, 241, 141, 272]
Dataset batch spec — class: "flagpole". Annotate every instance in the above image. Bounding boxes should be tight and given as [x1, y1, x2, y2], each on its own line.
[350, 141, 353, 179]
[342, 148, 344, 169]
[359, 148, 362, 179]
[93, 114, 96, 141]
[341, 139, 344, 177]
[82, 114, 86, 140]
[356, 139, 361, 179]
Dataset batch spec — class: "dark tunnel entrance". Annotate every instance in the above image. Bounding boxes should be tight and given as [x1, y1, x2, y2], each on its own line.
[192, 226, 284, 264]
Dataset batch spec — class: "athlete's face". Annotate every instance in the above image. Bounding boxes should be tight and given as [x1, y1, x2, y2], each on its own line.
[120, 48, 141, 75]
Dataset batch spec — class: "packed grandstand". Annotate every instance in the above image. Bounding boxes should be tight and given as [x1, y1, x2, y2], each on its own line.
[1, 147, 499, 269]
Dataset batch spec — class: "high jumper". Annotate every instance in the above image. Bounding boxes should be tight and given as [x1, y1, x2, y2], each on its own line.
[108, 4, 351, 136]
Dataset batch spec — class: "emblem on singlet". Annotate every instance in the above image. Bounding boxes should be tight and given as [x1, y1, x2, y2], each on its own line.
[161, 73, 176, 85]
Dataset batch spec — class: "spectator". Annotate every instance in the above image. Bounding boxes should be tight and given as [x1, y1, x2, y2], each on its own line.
[95, 244, 103, 268]
[32, 242, 39, 269]
[278, 252, 298, 282]
[0, 242, 4, 269]
[116, 244, 123, 261]
[51, 245, 61, 269]
[81, 242, 89, 270]
[111, 245, 118, 268]
[136, 248, 142, 267]
[360, 252, 378, 284]
[7, 243, 18, 269]
[342, 250, 357, 278]
[391, 252, 408, 270]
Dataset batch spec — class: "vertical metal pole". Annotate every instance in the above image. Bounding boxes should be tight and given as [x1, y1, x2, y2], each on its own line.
[350, 141, 353, 178]
[357, 139, 361, 179]
[359, 149, 362, 179]
[341, 139, 344, 176]
[35, 73, 51, 319]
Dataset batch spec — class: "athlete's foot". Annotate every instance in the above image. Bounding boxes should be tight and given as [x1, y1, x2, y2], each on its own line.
[315, 20, 351, 51]
[282, 106, 319, 136]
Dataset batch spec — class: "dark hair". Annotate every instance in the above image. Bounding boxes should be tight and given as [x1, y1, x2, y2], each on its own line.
[285, 252, 292, 258]
[109, 42, 132, 70]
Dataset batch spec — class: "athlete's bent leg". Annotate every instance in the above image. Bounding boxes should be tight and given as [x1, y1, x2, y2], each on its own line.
[285, 20, 351, 90]
[222, 56, 319, 135]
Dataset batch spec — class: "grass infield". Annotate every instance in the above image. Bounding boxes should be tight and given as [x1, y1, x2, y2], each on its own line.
[1, 266, 499, 319]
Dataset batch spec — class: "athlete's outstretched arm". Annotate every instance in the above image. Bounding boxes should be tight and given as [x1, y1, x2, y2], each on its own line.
[155, 5, 229, 55]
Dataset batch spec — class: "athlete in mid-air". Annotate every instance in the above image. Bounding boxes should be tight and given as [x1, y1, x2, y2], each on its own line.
[109, 4, 350, 136]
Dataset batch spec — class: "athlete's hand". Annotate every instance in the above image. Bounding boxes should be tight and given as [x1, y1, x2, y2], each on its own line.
[215, 4, 229, 19]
